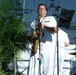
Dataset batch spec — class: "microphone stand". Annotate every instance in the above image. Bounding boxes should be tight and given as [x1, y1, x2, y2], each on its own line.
[49, 3, 60, 75]
[53, 10, 68, 75]
[37, 14, 46, 75]
[38, 21, 42, 75]
[56, 16, 59, 75]
[52, 6, 60, 75]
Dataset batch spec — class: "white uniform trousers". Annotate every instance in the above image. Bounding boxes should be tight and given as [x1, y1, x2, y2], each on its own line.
[28, 41, 56, 75]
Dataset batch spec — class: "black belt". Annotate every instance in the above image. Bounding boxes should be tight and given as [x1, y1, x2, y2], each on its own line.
[41, 40, 46, 43]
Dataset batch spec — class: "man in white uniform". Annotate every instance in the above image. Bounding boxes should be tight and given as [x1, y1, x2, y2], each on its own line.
[28, 3, 58, 75]
[52, 28, 70, 75]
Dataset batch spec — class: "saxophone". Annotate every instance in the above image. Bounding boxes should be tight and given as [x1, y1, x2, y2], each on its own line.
[32, 12, 43, 54]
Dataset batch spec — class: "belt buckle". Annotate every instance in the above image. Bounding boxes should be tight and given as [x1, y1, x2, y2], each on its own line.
[42, 40, 46, 43]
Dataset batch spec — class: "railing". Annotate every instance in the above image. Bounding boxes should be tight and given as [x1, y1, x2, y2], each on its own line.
[0, 58, 30, 75]
[70, 57, 76, 75]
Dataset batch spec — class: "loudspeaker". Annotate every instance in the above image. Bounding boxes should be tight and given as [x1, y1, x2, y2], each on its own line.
[58, 8, 75, 29]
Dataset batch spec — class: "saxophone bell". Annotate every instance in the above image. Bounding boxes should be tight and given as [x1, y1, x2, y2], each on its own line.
[33, 30, 44, 38]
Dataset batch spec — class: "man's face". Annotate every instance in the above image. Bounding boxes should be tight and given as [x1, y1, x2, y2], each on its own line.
[38, 5, 47, 16]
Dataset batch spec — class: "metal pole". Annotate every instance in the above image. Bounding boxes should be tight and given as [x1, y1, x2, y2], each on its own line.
[14, 49, 17, 75]
[23, 0, 25, 15]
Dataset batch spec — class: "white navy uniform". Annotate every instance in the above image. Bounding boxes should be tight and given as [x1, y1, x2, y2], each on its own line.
[28, 16, 57, 75]
[52, 28, 70, 75]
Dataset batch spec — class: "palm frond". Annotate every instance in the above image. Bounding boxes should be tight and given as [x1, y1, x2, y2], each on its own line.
[0, 12, 29, 60]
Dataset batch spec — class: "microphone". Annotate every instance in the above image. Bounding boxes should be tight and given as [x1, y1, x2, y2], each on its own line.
[55, 6, 61, 9]
[49, 3, 61, 10]
[49, 3, 54, 9]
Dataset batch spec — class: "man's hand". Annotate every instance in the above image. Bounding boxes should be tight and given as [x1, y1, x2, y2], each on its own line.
[64, 42, 70, 47]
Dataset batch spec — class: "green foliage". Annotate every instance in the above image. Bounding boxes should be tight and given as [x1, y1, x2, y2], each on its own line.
[0, 71, 20, 75]
[0, 1, 30, 74]
[0, 11, 29, 60]
[0, 0, 14, 13]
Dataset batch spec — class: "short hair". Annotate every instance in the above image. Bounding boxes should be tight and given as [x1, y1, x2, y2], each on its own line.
[37, 3, 48, 12]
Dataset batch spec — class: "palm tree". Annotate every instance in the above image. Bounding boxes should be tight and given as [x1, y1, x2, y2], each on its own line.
[0, 12, 29, 60]
[0, 0, 29, 74]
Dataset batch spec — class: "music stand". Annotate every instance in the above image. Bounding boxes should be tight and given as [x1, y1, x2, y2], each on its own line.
[58, 8, 75, 29]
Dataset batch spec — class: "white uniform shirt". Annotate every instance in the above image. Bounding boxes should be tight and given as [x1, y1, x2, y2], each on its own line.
[52, 28, 69, 47]
[28, 16, 57, 42]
